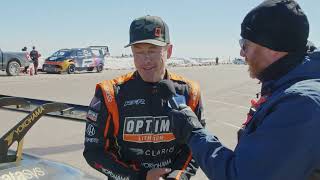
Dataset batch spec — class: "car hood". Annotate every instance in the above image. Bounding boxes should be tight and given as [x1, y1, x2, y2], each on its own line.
[0, 150, 98, 180]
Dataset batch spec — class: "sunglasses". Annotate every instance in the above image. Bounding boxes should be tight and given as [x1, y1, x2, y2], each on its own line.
[239, 38, 249, 52]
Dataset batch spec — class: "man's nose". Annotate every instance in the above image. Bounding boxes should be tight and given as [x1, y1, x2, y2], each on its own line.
[143, 53, 152, 61]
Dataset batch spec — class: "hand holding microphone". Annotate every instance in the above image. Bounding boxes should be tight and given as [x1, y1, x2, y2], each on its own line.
[157, 79, 179, 109]
[157, 80, 203, 144]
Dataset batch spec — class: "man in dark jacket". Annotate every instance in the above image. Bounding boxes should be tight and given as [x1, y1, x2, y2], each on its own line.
[30, 46, 40, 75]
[168, 0, 320, 180]
[83, 15, 205, 180]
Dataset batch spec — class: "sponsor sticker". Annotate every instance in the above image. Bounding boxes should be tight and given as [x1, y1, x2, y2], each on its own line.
[0, 166, 46, 180]
[89, 96, 101, 111]
[129, 146, 175, 157]
[155, 28, 161, 37]
[94, 163, 129, 180]
[86, 124, 96, 136]
[87, 110, 98, 122]
[123, 116, 175, 143]
[5, 106, 45, 146]
[141, 159, 172, 169]
[85, 137, 99, 143]
[124, 99, 145, 107]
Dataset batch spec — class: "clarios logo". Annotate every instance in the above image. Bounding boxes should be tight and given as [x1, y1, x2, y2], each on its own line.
[5, 106, 45, 146]
[129, 146, 175, 157]
[123, 116, 175, 143]
[0, 167, 46, 180]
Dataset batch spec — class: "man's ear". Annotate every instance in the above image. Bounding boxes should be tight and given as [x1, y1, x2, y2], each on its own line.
[167, 44, 173, 59]
[269, 49, 288, 62]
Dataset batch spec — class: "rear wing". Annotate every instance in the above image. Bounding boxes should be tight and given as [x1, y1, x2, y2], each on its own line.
[0, 98, 69, 163]
[0, 97, 29, 107]
[0, 94, 88, 122]
[88, 46, 110, 57]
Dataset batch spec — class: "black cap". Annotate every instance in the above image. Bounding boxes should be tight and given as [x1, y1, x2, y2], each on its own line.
[241, 0, 309, 52]
[125, 15, 170, 47]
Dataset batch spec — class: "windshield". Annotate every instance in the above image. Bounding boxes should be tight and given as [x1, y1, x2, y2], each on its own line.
[48, 50, 72, 61]
[52, 50, 71, 57]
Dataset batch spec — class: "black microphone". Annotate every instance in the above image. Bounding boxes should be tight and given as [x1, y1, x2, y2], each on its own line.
[157, 80, 179, 109]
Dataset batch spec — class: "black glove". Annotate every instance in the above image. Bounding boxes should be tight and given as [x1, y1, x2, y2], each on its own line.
[168, 105, 203, 144]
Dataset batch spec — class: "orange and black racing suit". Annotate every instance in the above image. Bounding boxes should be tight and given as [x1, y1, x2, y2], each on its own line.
[83, 71, 205, 180]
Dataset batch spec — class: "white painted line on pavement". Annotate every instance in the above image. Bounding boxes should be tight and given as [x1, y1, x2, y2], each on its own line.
[215, 121, 241, 130]
[207, 99, 248, 110]
[229, 91, 255, 97]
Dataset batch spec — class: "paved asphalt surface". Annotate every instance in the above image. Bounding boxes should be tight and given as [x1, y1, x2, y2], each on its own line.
[0, 65, 260, 179]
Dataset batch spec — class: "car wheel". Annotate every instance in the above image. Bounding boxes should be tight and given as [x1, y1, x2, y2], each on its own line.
[96, 64, 103, 73]
[6, 60, 21, 76]
[67, 64, 75, 74]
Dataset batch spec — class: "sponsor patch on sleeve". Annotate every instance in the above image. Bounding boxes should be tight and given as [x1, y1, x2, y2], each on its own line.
[87, 110, 98, 122]
[86, 124, 96, 136]
[89, 96, 101, 111]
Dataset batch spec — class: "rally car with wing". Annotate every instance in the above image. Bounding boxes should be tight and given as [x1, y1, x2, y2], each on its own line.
[42, 46, 108, 74]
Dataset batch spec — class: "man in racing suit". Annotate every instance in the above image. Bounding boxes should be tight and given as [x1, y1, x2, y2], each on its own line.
[83, 15, 205, 180]
[168, 1, 320, 180]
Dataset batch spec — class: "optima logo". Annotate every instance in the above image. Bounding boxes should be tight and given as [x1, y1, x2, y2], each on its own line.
[5, 106, 45, 146]
[0, 167, 46, 180]
[123, 116, 175, 143]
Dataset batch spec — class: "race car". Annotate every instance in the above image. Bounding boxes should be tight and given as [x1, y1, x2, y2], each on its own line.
[42, 46, 108, 74]
[0, 96, 97, 179]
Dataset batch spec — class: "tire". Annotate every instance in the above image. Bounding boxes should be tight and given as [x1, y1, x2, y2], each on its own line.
[6, 60, 21, 76]
[96, 64, 103, 73]
[87, 67, 94, 71]
[67, 64, 75, 74]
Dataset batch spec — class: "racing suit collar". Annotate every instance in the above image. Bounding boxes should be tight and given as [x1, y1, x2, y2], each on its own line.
[134, 70, 169, 85]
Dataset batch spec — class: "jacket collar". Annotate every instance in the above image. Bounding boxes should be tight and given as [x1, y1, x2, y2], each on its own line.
[258, 53, 305, 83]
[258, 53, 305, 96]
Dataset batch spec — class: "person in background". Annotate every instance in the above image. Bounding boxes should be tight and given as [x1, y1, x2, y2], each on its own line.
[21, 46, 29, 74]
[29, 46, 40, 75]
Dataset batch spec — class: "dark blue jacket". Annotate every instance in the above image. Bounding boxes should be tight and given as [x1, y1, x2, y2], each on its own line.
[189, 51, 320, 180]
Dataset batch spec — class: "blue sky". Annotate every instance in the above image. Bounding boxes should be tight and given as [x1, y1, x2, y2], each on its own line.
[0, 0, 319, 60]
